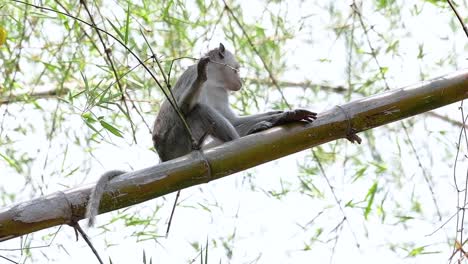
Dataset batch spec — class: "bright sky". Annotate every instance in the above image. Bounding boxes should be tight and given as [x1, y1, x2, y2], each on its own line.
[1, 0, 468, 263]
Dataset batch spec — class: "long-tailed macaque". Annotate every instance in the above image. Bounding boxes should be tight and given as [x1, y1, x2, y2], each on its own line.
[153, 43, 317, 159]
[86, 43, 317, 226]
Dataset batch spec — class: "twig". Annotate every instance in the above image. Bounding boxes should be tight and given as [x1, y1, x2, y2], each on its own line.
[247, 78, 353, 94]
[79, 0, 137, 142]
[312, 151, 360, 250]
[70, 222, 104, 264]
[351, 2, 390, 92]
[403, 124, 443, 219]
[447, 0, 468, 38]
[165, 188, 181, 237]
[0, 226, 62, 251]
[427, 111, 468, 129]
[222, 0, 291, 109]
[0, 89, 69, 105]
[351, 1, 443, 220]
[0, 255, 17, 264]
[10, 0, 196, 146]
[452, 101, 468, 261]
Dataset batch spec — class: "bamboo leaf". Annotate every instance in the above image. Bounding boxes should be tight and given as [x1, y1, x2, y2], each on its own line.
[124, 4, 130, 45]
[364, 182, 378, 219]
[99, 118, 123, 138]
[107, 18, 125, 42]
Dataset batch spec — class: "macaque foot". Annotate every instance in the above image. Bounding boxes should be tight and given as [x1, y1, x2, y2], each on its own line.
[279, 109, 317, 124]
[247, 121, 274, 134]
[346, 128, 362, 144]
[191, 140, 202, 150]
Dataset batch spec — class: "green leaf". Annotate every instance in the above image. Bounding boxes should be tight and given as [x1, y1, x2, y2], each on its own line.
[80, 71, 90, 92]
[0, 153, 20, 172]
[345, 200, 354, 207]
[380, 66, 388, 75]
[255, 26, 266, 38]
[408, 246, 425, 257]
[197, 202, 212, 212]
[375, 0, 395, 9]
[370, 161, 387, 174]
[396, 215, 414, 223]
[364, 182, 378, 219]
[82, 113, 102, 137]
[385, 40, 399, 54]
[417, 44, 425, 59]
[124, 4, 131, 45]
[351, 167, 367, 182]
[423, 0, 445, 6]
[107, 18, 125, 42]
[162, 0, 174, 19]
[99, 118, 123, 138]
[82, 112, 96, 124]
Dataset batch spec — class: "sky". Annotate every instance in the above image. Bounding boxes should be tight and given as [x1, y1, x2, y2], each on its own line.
[1, 0, 468, 263]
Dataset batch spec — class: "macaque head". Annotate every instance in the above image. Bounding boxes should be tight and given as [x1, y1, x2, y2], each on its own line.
[206, 43, 242, 91]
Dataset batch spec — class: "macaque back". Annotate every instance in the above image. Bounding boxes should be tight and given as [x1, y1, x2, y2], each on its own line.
[153, 65, 199, 161]
[152, 43, 243, 162]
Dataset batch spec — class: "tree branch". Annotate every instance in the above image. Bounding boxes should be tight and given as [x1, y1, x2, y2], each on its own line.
[1, 69, 468, 240]
[0, 88, 69, 105]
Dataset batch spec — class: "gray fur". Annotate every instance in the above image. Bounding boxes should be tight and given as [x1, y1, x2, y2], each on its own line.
[153, 43, 317, 161]
[86, 44, 317, 227]
[86, 170, 126, 227]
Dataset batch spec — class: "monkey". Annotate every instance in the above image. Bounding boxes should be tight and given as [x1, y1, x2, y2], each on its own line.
[152, 43, 317, 161]
[86, 43, 318, 227]
[152, 43, 318, 234]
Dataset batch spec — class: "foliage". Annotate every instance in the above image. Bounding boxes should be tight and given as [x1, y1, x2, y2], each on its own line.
[0, 0, 467, 263]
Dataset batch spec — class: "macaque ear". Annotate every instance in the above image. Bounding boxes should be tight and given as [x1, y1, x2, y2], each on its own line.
[218, 43, 225, 59]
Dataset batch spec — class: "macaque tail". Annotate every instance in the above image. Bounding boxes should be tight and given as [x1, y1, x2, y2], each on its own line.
[86, 170, 126, 227]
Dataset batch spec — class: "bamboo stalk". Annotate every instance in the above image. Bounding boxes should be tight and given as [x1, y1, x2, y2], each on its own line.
[1, 69, 467, 240]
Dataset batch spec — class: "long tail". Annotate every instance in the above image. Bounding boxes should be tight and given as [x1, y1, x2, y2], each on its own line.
[86, 170, 126, 227]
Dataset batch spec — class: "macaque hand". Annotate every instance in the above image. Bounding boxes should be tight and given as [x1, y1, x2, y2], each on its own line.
[197, 56, 210, 82]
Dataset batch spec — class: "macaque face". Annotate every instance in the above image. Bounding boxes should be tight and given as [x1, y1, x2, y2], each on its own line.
[207, 44, 243, 92]
[221, 50, 242, 91]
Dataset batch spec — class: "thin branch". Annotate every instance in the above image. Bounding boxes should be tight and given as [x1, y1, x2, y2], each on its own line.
[222, 0, 291, 109]
[351, 2, 390, 92]
[351, 1, 442, 220]
[70, 222, 104, 264]
[0, 255, 17, 264]
[1, 69, 467, 240]
[403, 125, 443, 219]
[447, 0, 468, 39]
[79, 0, 137, 142]
[247, 78, 351, 94]
[427, 112, 468, 129]
[0, 89, 69, 105]
[10, 0, 196, 147]
[312, 151, 360, 250]
[165, 188, 180, 237]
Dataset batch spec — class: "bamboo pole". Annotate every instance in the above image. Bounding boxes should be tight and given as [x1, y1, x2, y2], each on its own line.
[1, 69, 467, 241]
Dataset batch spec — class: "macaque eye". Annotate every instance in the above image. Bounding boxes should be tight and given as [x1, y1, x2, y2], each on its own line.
[222, 63, 239, 73]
